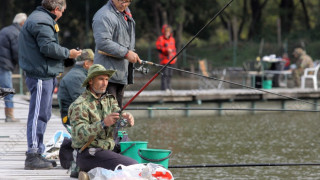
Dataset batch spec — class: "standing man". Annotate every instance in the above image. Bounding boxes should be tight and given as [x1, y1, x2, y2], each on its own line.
[92, 0, 141, 108]
[0, 13, 27, 122]
[19, 0, 81, 170]
[156, 24, 177, 92]
[58, 49, 94, 132]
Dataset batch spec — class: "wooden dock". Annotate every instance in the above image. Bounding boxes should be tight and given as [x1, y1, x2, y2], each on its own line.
[42, 87, 320, 118]
[122, 88, 320, 118]
[0, 95, 72, 179]
[123, 88, 320, 102]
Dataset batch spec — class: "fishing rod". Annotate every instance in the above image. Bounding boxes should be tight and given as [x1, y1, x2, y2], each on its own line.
[136, 60, 319, 107]
[168, 163, 320, 168]
[0, 88, 29, 105]
[126, 107, 320, 113]
[120, 0, 234, 112]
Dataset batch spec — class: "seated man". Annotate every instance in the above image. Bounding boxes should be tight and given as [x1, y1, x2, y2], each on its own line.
[58, 49, 94, 132]
[292, 48, 314, 87]
[68, 64, 137, 177]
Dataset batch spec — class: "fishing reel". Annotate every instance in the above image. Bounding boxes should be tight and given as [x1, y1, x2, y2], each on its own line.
[0, 88, 15, 98]
[135, 61, 150, 75]
[117, 118, 128, 128]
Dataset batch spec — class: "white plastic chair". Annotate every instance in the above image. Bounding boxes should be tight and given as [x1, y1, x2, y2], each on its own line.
[301, 64, 320, 90]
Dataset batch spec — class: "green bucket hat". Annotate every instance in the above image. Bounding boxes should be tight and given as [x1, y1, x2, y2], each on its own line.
[82, 64, 116, 87]
[76, 49, 94, 62]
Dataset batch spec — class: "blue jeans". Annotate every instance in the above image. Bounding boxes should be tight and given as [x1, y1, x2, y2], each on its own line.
[0, 67, 13, 108]
[25, 77, 57, 154]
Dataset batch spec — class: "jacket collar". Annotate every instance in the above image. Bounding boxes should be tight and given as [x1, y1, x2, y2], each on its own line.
[86, 88, 108, 101]
[36, 6, 57, 20]
[109, 0, 132, 19]
[74, 65, 88, 75]
[12, 23, 22, 31]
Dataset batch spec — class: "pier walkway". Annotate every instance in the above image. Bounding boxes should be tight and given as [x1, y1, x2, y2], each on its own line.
[0, 95, 71, 179]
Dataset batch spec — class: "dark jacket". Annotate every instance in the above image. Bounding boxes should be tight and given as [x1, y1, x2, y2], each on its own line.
[58, 65, 88, 116]
[0, 23, 21, 71]
[92, 1, 135, 85]
[19, 6, 69, 80]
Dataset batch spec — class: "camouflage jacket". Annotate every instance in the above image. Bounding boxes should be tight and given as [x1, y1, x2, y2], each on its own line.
[69, 89, 120, 150]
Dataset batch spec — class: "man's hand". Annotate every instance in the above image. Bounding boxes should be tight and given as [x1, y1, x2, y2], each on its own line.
[125, 50, 141, 64]
[103, 112, 120, 127]
[69, 49, 82, 59]
[122, 112, 134, 126]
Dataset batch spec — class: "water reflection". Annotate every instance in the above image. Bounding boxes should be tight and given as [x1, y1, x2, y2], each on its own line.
[125, 112, 320, 179]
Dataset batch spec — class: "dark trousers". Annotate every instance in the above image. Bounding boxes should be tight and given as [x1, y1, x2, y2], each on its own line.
[77, 148, 137, 172]
[161, 66, 173, 90]
[106, 82, 125, 108]
[25, 77, 56, 154]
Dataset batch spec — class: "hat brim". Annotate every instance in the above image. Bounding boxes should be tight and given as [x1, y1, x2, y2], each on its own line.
[82, 70, 116, 87]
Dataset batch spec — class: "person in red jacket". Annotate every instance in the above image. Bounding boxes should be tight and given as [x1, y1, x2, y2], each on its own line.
[156, 24, 177, 92]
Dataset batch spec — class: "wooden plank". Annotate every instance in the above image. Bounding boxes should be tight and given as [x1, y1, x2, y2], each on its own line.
[0, 96, 70, 179]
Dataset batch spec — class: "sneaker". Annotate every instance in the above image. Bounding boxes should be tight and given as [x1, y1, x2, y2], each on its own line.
[78, 171, 89, 180]
[24, 153, 53, 170]
[38, 154, 57, 167]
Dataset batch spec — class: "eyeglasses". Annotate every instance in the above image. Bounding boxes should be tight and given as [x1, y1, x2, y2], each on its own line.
[118, 0, 132, 4]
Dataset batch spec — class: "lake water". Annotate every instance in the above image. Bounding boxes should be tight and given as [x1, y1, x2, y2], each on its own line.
[53, 108, 320, 179]
[124, 111, 320, 179]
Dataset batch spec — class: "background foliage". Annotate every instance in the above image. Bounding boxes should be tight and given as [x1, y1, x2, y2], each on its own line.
[2, 0, 320, 68]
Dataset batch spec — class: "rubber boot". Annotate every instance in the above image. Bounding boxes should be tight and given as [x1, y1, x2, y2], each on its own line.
[5, 108, 20, 122]
[24, 153, 53, 170]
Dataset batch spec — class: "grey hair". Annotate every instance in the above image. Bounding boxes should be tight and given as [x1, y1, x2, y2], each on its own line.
[42, 0, 66, 11]
[13, 13, 27, 24]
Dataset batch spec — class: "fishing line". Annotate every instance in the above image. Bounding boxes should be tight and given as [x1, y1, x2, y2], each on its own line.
[120, 0, 235, 112]
[137, 60, 319, 107]
[168, 163, 320, 168]
[126, 107, 320, 113]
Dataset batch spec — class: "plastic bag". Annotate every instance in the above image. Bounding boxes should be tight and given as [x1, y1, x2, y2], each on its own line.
[141, 163, 174, 180]
[43, 130, 71, 159]
[88, 166, 146, 180]
[115, 164, 147, 178]
[88, 163, 174, 180]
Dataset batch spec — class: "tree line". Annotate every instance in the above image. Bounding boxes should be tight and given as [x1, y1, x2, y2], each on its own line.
[2, 0, 320, 61]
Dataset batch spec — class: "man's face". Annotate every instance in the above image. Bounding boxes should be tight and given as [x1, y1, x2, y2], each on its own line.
[112, 0, 131, 12]
[53, 6, 66, 21]
[89, 74, 109, 94]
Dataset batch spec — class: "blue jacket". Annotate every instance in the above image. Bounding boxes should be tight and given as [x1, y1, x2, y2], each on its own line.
[58, 65, 88, 116]
[92, 1, 135, 85]
[0, 23, 21, 71]
[19, 6, 69, 80]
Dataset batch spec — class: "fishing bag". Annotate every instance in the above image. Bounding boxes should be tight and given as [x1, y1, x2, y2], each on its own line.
[59, 137, 74, 169]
